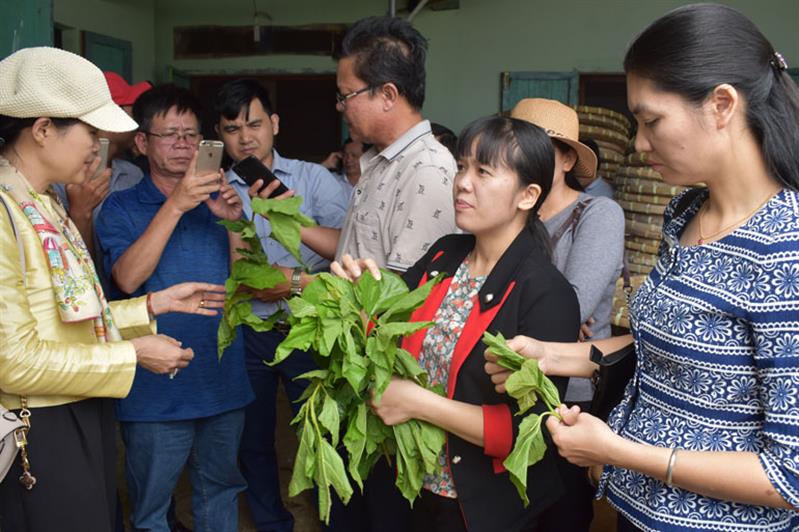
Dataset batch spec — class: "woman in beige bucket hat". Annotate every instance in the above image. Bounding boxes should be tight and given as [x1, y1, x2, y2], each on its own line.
[0, 47, 226, 531]
[510, 98, 625, 531]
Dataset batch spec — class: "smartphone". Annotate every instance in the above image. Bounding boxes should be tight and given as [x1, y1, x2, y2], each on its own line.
[231, 155, 290, 198]
[91, 138, 110, 179]
[196, 140, 224, 174]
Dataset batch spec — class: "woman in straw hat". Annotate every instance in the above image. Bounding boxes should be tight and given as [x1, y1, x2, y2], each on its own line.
[510, 97, 625, 531]
[332, 115, 580, 532]
[0, 47, 237, 531]
[488, 4, 799, 531]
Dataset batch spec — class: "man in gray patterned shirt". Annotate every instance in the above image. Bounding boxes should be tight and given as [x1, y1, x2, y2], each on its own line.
[333, 16, 457, 273]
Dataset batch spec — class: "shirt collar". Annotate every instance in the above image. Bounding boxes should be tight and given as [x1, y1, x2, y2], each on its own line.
[378, 119, 432, 162]
[137, 174, 167, 204]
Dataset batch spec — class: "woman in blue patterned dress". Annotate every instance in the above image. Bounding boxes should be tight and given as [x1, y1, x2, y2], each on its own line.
[485, 4, 799, 531]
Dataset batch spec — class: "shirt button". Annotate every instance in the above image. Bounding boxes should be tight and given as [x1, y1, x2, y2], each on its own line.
[356, 189, 362, 195]
[451, 455, 462, 464]
[485, 293, 494, 303]
[430, 270, 439, 277]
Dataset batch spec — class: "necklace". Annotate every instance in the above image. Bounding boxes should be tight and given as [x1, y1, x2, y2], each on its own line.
[697, 193, 775, 245]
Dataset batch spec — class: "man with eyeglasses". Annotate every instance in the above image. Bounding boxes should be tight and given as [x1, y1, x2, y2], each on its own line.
[333, 16, 457, 275]
[96, 84, 252, 532]
[327, 15, 458, 532]
[212, 78, 350, 532]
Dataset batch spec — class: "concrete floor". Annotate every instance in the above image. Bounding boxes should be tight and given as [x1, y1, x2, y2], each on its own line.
[120, 384, 616, 532]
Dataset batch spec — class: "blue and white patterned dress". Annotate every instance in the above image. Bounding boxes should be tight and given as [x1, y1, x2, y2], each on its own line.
[599, 188, 799, 531]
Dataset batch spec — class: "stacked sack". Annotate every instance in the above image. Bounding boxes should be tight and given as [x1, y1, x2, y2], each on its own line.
[575, 105, 630, 185]
[611, 151, 689, 328]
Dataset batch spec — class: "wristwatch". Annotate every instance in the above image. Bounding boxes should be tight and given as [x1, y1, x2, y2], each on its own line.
[290, 267, 303, 296]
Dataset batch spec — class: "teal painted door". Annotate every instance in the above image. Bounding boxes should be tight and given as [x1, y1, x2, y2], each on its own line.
[500, 71, 579, 113]
[0, 0, 52, 59]
[789, 68, 799, 87]
[84, 31, 132, 81]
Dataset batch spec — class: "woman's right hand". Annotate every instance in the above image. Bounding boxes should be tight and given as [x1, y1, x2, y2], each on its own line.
[131, 334, 194, 376]
[330, 253, 381, 282]
[484, 335, 549, 393]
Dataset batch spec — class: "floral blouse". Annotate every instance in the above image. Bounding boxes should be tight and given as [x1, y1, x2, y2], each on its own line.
[419, 260, 486, 499]
[599, 189, 799, 531]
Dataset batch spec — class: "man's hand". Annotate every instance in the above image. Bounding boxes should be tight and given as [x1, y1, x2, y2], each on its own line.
[246, 178, 295, 201]
[207, 178, 243, 221]
[320, 151, 342, 171]
[250, 266, 291, 302]
[66, 167, 112, 221]
[166, 150, 222, 214]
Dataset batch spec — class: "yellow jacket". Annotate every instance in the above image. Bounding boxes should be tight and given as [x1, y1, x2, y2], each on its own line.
[0, 190, 155, 410]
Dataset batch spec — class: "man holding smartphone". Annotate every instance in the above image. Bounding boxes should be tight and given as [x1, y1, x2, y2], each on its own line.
[96, 85, 251, 532]
[214, 78, 350, 532]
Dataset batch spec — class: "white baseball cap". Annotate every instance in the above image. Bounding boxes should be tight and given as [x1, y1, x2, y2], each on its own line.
[0, 47, 138, 133]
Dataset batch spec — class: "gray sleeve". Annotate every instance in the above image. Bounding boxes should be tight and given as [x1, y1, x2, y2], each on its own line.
[561, 198, 626, 323]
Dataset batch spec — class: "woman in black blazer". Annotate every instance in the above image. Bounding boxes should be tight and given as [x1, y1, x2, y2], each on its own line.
[333, 115, 580, 532]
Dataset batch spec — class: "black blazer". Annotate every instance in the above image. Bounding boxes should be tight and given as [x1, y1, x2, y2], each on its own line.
[401, 228, 580, 532]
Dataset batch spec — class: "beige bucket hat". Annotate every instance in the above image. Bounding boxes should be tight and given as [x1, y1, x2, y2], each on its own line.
[0, 47, 137, 133]
[511, 98, 597, 180]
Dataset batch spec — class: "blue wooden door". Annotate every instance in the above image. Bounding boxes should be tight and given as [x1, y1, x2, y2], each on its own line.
[500, 71, 579, 113]
[0, 0, 52, 59]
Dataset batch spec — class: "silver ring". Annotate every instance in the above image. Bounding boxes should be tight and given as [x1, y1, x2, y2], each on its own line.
[169, 368, 179, 379]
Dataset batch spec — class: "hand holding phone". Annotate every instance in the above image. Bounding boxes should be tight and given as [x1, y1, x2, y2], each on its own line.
[196, 140, 224, 175]
[231, 155, 290, 198]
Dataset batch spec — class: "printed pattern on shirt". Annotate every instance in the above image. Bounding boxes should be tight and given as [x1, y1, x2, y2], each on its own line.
[419, 260, 486, 498]
[599, 188, 799, 531]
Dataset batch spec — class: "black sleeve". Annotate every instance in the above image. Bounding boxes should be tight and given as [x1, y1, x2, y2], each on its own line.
[517, 270, 581, 398]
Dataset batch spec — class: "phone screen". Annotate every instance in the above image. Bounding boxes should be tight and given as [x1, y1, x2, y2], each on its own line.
[232, 156, 290, 198]
[92, 138, 110, 179]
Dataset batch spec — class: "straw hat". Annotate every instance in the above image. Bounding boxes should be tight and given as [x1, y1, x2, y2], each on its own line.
[511, 98, 597, 180]
[0, 47, 137, 133]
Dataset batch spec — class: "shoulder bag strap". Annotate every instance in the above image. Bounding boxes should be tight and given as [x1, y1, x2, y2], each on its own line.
[551, 198, 593, 247]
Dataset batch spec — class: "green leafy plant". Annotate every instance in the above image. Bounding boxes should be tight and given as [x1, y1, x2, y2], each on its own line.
[217, 196, 315, 357]
[482, 331, 562, 507]
[274, 270, 446, 523]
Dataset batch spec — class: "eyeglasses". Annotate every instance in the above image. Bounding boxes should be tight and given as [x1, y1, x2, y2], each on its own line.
[145, 130, 201, 145]
[335, 86, 373, 107]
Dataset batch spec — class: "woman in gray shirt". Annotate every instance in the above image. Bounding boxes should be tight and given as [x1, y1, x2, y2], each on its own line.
[511, 98, 625, 532]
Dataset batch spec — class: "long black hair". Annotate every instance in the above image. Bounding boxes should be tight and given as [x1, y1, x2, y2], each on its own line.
[624, 3, 799, 190]
[457, 115, 555, 257]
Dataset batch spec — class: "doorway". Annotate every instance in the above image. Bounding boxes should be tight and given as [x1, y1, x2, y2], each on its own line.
[190, 74, 341, 167]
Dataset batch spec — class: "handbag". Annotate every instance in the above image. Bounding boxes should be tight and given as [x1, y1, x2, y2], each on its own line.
[0, 193, 34, 488]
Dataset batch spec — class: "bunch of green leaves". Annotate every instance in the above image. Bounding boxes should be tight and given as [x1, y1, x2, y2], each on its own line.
[482, 331, 562, 507]
[217, 196, 315, 357]
[274, 270, 446, 523]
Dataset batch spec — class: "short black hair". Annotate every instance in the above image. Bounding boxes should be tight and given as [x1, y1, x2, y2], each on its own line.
[431, 122, 457, 157]
[338, 16, 428, 110]
[132, 84, 202, 133]
[343, 137, 373, 152]
[214, 79, 274, 123]
[0, 116, 80, 151]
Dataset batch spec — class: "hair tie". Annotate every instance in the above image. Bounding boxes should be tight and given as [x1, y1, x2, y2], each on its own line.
[770, 51, 788, 72]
